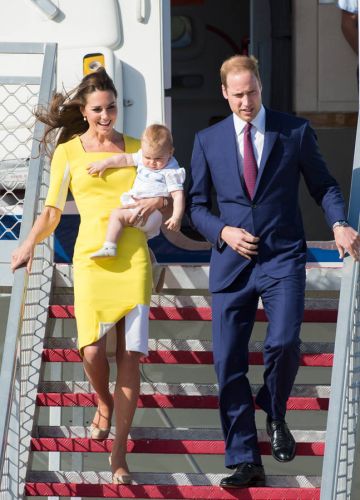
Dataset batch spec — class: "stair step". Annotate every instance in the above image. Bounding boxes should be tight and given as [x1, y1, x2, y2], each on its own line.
[37, 381, 330, 398]
[36, 425, 326, 441]
[41, 348, 334, 366]
[54, 260, 343, 292]
[25, 472, 321, 499]
[28, 282, 336, 498]
[48, 304, 338, 322]
[30, 437, 324, 456]
[44, 337, 335, 353]
[36, 392, 329, 410]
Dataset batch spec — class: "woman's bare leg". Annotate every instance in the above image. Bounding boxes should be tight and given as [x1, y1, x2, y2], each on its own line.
[82, 335, 113, 431]
[111, 319, 142, 478]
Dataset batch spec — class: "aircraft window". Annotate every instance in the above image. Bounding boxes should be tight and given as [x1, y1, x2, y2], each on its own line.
[171, 16, 192, 48]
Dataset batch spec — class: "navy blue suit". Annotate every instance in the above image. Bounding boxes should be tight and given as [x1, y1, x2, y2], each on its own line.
[187, 109, 346, 467]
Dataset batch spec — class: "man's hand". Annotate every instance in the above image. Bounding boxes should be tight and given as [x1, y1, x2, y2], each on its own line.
[221, 226, 259, 259]
[334, 225, 360, 261]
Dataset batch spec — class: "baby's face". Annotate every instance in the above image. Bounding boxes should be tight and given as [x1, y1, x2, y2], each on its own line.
[141, 141, 172, 170]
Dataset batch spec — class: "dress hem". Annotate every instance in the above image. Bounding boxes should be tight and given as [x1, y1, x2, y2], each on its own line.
[78, 304, 149, 358]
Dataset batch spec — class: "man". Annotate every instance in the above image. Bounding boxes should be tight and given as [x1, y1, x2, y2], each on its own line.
[186, 55, 360, 488]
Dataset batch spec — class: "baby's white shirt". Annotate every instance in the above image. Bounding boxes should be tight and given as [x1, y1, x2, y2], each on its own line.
[128, 149, 186, 198]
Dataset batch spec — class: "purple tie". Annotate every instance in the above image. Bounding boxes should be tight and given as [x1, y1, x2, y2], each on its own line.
[243, 122, 257, 199]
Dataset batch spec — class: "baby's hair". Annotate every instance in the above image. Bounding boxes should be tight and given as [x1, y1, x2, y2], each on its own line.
[141, 124, 173, 152]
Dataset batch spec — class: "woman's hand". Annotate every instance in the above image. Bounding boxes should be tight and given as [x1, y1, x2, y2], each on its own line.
[128, 197, 163, 225]
[11, 241, 35, 273]
[10, 206, 62, 273]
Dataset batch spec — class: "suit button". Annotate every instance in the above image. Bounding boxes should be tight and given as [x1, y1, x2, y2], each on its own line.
[251, 204, 257, 208]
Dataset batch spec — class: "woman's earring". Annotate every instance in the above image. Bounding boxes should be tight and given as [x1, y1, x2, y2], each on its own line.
[83, 116, 87, 122]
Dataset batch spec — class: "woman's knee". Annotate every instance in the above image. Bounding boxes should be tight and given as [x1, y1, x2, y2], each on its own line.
[83, 343, 106, 365]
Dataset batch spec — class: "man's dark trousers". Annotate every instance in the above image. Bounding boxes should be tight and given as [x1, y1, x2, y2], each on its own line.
[211, 261, 306, 468]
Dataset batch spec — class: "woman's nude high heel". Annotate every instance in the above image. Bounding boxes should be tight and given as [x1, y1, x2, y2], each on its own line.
[109, 454, 132, 484]
[90, 405, 112, 439]
[90, 426, 111, 440]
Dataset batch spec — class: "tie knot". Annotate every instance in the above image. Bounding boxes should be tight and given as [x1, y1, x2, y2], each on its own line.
[245, 122, 252, 134]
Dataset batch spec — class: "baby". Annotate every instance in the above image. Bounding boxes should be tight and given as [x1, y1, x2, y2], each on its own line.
[88, 124, 185, 259]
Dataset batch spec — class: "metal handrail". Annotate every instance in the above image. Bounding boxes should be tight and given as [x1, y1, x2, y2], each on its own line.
[320, 109, 360, 497]
[0, 42, 57, 480]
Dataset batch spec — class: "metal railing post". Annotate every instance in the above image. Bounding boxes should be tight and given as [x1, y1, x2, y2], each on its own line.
[320, 104, 360, 498]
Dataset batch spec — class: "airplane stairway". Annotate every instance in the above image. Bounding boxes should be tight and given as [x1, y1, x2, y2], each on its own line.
[23, 261, 340, 499]
[2, 41, 360, 500]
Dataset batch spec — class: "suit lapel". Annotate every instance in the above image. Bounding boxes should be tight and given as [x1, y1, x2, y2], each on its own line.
[254, 109, 279, 197]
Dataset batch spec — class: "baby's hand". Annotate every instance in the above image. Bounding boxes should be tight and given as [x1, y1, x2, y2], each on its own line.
[164, 216, 181, 232]
[86, 160, 110, 177]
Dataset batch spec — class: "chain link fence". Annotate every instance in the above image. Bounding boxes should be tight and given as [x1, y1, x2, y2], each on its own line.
[0, 82, 39, 241]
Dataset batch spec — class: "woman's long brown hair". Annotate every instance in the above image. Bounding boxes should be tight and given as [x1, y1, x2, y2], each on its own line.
[35, 67, 118, 156]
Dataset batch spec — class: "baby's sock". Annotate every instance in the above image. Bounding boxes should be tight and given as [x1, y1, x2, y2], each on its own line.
[90, 241, 117, 259]
[104, 241, 117, 249]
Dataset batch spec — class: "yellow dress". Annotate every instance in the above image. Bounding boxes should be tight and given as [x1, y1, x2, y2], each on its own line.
[45, 135, 152, 356]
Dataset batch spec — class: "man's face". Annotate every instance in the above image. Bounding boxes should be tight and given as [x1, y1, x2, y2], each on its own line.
[222, 70, 262, 122]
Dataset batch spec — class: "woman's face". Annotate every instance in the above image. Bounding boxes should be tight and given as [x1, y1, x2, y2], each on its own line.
[82, 90, 117, 136]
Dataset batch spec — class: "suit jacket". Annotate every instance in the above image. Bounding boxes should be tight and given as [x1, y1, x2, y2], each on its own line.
[187, 108, 347, 292]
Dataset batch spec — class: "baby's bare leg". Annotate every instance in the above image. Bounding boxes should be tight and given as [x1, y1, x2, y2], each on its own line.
[90, 208, 139, 259]
[105, 207, 137, 243]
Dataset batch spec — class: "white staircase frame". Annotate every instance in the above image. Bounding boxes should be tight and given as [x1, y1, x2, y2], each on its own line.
[0, 42, 57, 499]
[0, 39, 360, 500]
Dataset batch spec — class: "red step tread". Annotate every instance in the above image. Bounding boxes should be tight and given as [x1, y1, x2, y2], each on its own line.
[24, 483, 320, 499]
[36, 393, 329, 410]
[30, 437, 325, 456]
[49, 305, 338, 322]
[41, 348, 334, 366]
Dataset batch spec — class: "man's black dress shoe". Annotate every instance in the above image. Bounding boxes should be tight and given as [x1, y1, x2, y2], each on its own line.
[266, 417, 296, 462]
[219, 463, 265, 488]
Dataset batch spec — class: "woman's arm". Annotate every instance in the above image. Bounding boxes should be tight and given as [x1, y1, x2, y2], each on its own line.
[87, 153, 134, 177]
[11, 206, 62, 272]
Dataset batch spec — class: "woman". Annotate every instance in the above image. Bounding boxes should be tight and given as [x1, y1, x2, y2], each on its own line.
[11, 68, 165, 484]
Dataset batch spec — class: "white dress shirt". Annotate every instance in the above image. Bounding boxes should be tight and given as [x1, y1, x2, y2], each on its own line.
[217, 106, 266, 247]
[233, 105, 266, 171]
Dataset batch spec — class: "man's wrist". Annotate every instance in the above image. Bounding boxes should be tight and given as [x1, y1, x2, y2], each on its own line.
[333, 220, 349, 230]
[219, 226, 230, 247]
[220, 225, 230, 239]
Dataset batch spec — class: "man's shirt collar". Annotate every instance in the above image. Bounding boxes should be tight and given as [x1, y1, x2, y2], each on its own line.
[233, 105, 266, 135]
